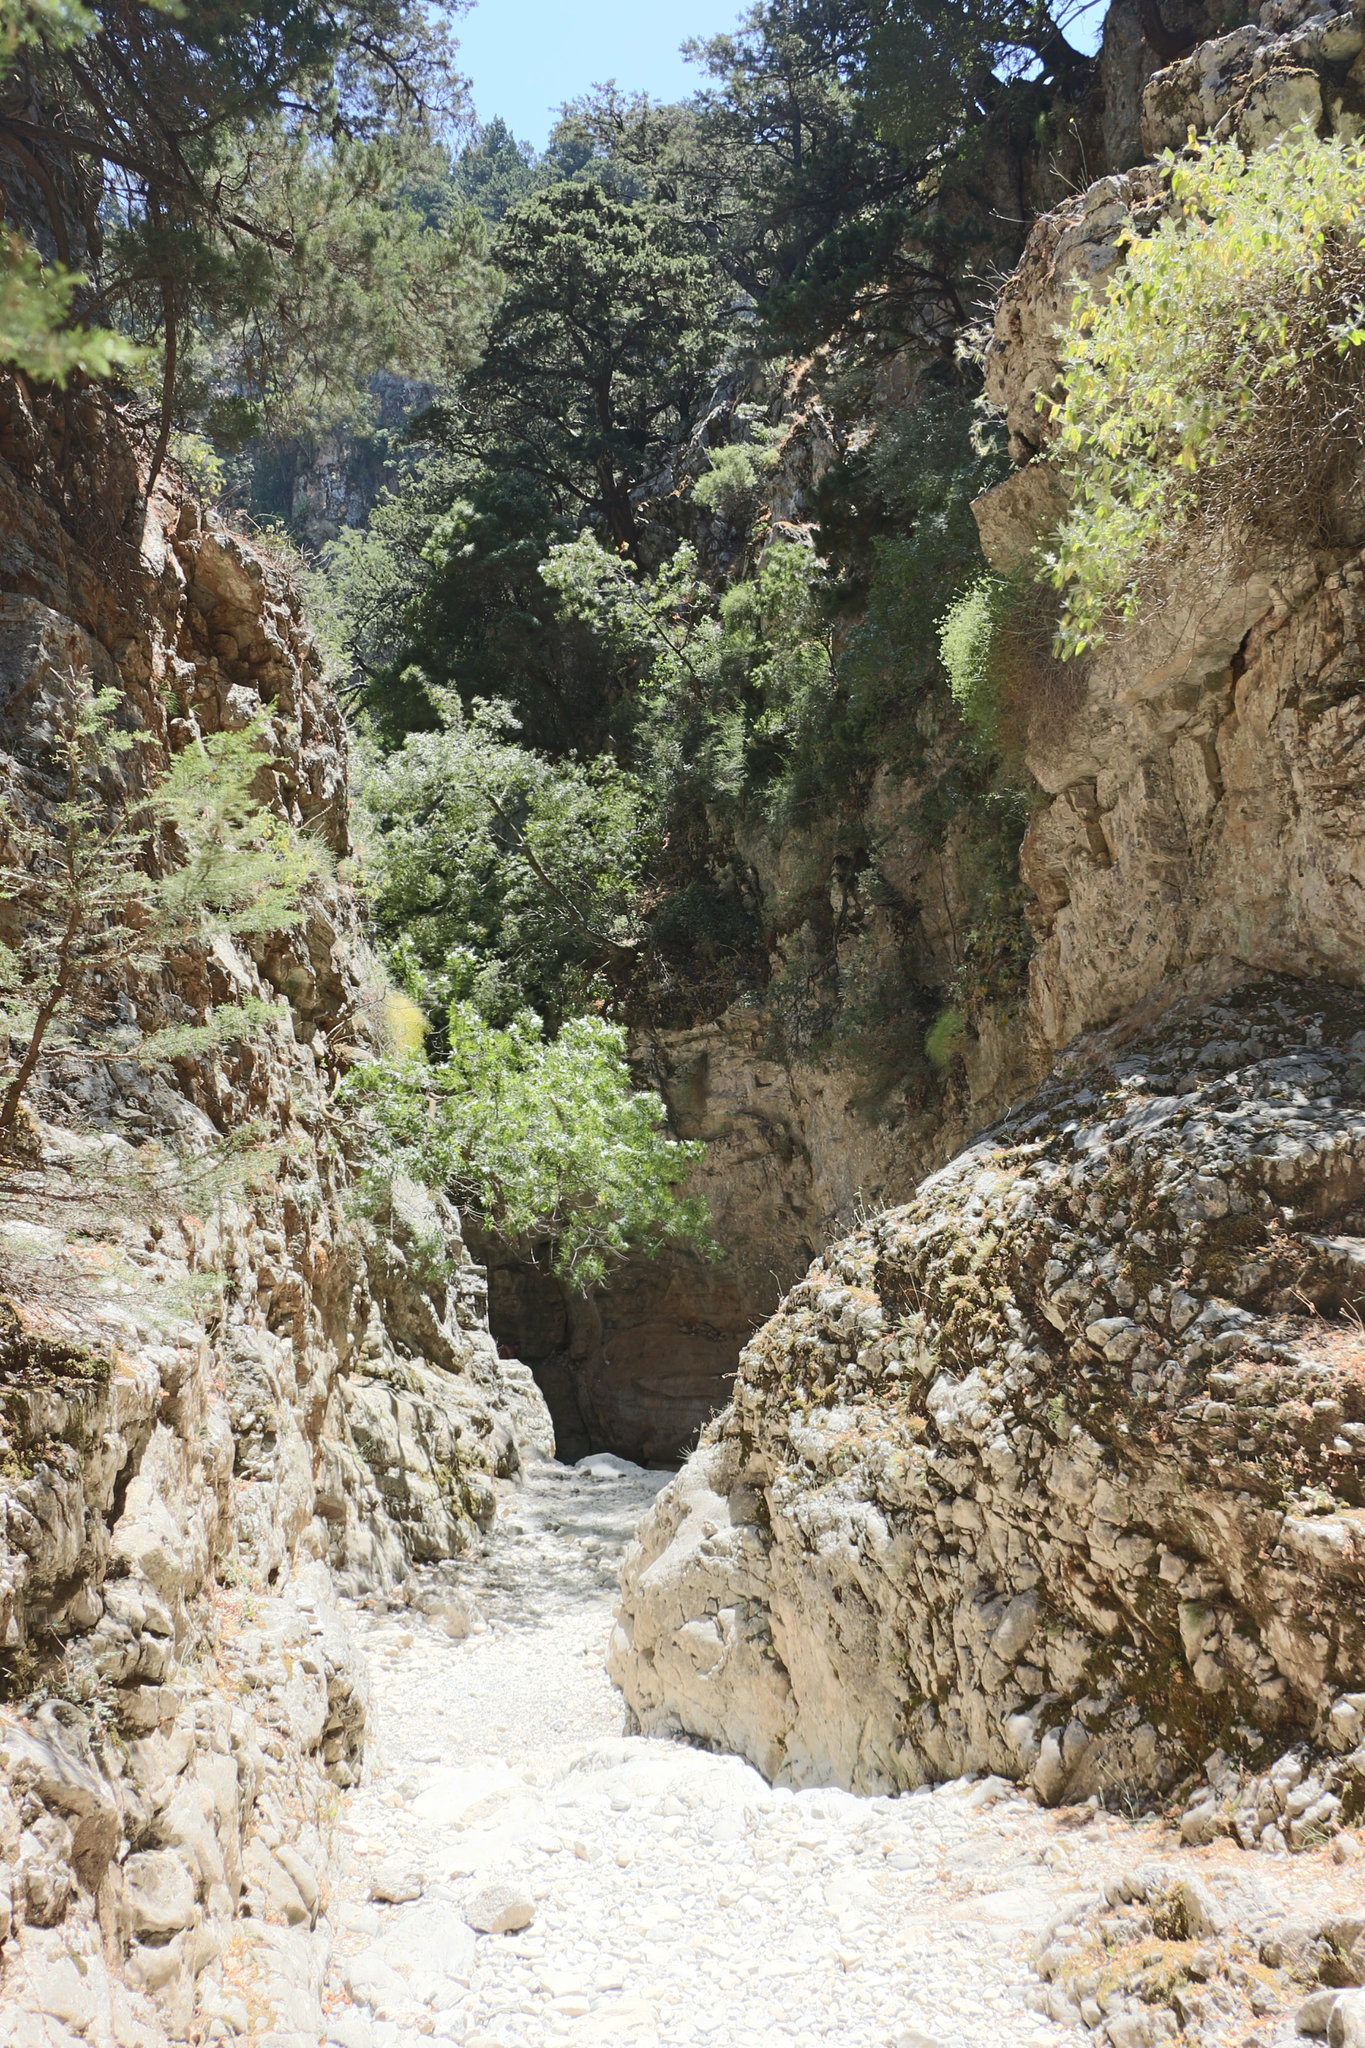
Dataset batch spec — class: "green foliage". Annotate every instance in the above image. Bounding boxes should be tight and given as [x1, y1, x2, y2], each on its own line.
[450, 182, 725, 548]
[1, 0, 98, 51]
[862, 0, 1093, 162]
[542, 531, 839, 826]
[168, 429, 226, 500]
[6, 0, 484, 474]
[830, 382, 1008, 771]
[450, 118, 564, 224]
[0, 674, 323, 1137]
[562, 3, 903, 304]
[355, 692, 652, 1031]
[0, 236, 143, 385]
[0, 0, 152, 386]
[940, 573, 1007, 745]
[1045, 125, 1365, 654]
[336, 180, 731, 739]
[339, 1002, 716, 1285]
[939, 566, 1085, 763]
[394, 467, 604, 750]
[692, 434, 778, 520]
[924, 1006, 966, 1069]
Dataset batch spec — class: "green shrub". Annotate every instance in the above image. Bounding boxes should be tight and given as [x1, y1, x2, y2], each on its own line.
[0, 676, 322, 1141]
[339, 1001, 717, 1285]
[541, 531, 838, 827]
[1045, 124, 1365, 655]
[939, 572, 1084, 759]
[692, 438, 777, 522]
[354, 692, 652, 1033]
[924, 1007, 966, 1069]
[940, 574, 1006, 744]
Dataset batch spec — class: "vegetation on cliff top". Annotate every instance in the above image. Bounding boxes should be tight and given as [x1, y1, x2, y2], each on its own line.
[0, 0, 1167, 1264]
[942, 121, 1365, 758]
[1045, 124, 1365, 653]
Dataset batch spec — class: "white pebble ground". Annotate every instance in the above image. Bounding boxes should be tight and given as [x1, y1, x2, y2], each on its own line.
[321, 1457, 1176, 2048]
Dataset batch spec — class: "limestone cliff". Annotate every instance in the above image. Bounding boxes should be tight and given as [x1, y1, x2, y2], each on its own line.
[610, 0, 1365, 1845]
[613, 981, 1365, 1830]
[0, 376, 550, 2045]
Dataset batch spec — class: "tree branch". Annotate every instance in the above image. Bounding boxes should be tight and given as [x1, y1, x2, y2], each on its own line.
[481, 785, 639, 962]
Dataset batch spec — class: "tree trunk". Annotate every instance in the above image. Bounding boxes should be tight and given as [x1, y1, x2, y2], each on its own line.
[0, 902, 81, 1139]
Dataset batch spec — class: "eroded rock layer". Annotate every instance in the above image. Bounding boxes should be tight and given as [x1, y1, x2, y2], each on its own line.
[612, 982, 1365, 1834]
[0, 379, 551, 2043]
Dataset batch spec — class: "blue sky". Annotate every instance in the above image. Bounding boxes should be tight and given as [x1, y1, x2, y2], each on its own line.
[455, 0, 744, 150]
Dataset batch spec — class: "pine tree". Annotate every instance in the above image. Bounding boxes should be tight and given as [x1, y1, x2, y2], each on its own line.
[0, 671, 322, 1141]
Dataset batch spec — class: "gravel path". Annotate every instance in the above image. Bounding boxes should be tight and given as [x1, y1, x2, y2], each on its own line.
[316, 1458, 1341, 2048]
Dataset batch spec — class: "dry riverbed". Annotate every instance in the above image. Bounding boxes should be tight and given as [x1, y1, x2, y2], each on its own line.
[318, 1458, 1364, 2048]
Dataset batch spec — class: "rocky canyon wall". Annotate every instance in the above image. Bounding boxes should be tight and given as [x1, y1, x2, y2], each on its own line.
[611, 0, 1365, 1840]
[0, 377, 551, 2045]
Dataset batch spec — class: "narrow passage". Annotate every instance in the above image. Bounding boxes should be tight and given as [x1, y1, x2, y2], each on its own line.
[322, 1458, 1153, 2048]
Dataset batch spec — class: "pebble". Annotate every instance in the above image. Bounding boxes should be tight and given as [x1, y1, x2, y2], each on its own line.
[465, 1879, 535, 1934]
[370, 1859, 424, 1904]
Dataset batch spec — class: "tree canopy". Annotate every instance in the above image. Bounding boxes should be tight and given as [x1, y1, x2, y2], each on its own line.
[444, 182, 725, 549]
[1, 0, 486, 477]
[0, 0, 1181, 1259]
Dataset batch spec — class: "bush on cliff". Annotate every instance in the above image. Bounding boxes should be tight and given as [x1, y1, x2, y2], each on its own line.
[339, 1000, 716, 1285]
[1044, 123, 1365, 654]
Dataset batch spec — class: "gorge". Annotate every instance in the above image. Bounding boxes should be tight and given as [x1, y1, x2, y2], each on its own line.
[1, 0, 1365, 2044]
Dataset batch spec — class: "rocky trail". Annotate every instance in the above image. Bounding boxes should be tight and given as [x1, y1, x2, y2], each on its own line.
[313, 1459, 1361, 2048]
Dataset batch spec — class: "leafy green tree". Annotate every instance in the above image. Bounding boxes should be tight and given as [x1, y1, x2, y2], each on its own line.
[451, 118, 553, 224]
[446, 182, 724, 549]
[550, 0, 1037, 364]
[0, 0, 148, 382]
[558, 4, 898, 305]
[0, 674, 322, 1140]
[340, 1000, 715, 1285]
[861, 0, 1097, 161]
[365, 466, 622, 750]
[2, 0, 485, 481]
[542, 530, 840, 827]
[356, 691, 653, 1031]
[148, 124, 489, 451]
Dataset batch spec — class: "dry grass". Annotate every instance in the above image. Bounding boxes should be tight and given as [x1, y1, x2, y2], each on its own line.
[987, 579, 1091, 763]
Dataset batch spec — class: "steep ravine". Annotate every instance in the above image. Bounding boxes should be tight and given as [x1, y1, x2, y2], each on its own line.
[6, 8, 1365, 2046]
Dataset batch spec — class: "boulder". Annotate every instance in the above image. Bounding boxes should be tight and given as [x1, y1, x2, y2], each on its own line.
[613, 983, 1365, 1809]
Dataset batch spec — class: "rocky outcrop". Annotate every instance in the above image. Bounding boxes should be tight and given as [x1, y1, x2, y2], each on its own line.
[1019, 536, 1365, 1054]
[973, 0, 1365, 1061]
[612, 981, 1365, 1829]
[0, 377, 551, 2042]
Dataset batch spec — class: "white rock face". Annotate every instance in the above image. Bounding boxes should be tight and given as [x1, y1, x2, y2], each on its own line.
[613, 985, 1365, 1831]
